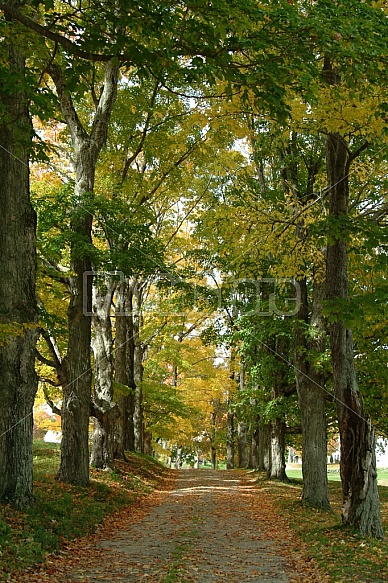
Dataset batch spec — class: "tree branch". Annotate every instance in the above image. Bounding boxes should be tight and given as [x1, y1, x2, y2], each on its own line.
[0, 3, 113, 62]
[163, 182, 210, 250]
[121, 81, 161, 183]
[138, 143, 196, 207]
[38, 255, 71, 287]
[285, 425, 302, 434]
[40, 328, 62, 374]
[41, 384, 62, 416]
[47, 63, 88, 148]
[36, 349, 56, 370]
[349, 141, 370, 163]
[90, 59, 120, 153]
[38, 376, 61, 388]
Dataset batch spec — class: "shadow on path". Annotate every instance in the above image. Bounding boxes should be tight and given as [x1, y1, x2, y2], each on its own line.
[62, 469, 292, 583]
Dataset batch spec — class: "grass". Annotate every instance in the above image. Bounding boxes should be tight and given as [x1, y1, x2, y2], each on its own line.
[0, 441, 170, 581]
[285, 464, 388, 485]
[258, 472, 388, 583]
[162, 516, 202, 583]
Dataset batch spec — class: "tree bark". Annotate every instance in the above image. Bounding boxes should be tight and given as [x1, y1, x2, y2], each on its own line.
[258, 423, 271, 471]
[226, 409, 235, 469]
[268, 418, 287, 481]
[144, 431, 153, 456]
[49, 60, 119, 485]
[247, 401, 270, 471]
[132, 279, 144, 453]
[325, 127, 384, 538]
[0, 18, 38, 507]
[237, 422, 248, 468]
[237, 362, 247, 468]
[267, 336, 290, 482]
[211, 447, 217, 470]
[294, 278, 330, 509]
[90, 278, 118, 469]
[58, 241, 92, 485]
[211, 410, 217, 469]
[175, 445, 183, 469]
[113, 280, 135, 458]
[248, 422, 259, 469]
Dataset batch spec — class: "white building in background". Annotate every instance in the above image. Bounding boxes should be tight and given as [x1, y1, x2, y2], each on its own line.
[44, 430, 62, 443]
[287, 437, 388, 468]
[328, 437, 388, 467]
[376, 439, 388, 468]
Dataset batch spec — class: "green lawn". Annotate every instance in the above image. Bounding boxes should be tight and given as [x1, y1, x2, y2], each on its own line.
[285, 465, 388, 484]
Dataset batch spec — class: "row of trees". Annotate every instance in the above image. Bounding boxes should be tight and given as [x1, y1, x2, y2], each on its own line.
[0, 0, 387, 539]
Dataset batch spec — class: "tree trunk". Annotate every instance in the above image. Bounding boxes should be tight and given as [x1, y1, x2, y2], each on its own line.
[248, 426, 259, 469]
[325, 125, 384, 538]
[226, 410, 235, 469]
[175, 445, 183, 469]
[294, 278, 330, 509]
[237, 422, 248, 468]
[247, 401, 270, 471]
[113, 280, 135, 458]
[58, 209, 93, 485]
[258, 423, 271, 472]
[0, 22, 38, 507]
[132, 279, 144, 453]
[211, 410, 217, 469]
[237, 362, 247, 468]
[267, 336, 289, 482]
[268, 418, 287, 481]
[49, 61, 119, 485]
[211, 447, 217, 470]
[90, 279, 117, 470]
[144, 431, 153, 456]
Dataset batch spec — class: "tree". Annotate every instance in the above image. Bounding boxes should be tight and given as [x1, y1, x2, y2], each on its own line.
[325, 126, 384, 538]
[48, 59, 119, 485]
[294, 278, 330, 508]
[271, 125, 331, 507]
[310, 0, 388, 535]
[246, 118, 331, 500]
[0, 4, 38, 507]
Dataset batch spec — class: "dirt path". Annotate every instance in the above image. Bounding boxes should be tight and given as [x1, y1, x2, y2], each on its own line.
[16, 470, 324, 583]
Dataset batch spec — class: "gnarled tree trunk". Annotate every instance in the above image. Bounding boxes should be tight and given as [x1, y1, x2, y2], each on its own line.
[325, 122, 384, 538]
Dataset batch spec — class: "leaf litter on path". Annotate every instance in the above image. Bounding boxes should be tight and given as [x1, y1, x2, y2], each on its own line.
[12, 470, 330, 583]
